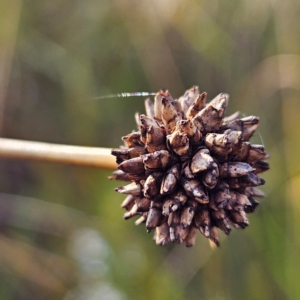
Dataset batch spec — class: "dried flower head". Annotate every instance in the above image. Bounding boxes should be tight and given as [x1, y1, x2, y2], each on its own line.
[110, 87, 269, 247]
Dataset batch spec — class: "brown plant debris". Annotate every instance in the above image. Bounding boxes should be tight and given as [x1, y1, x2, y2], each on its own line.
[110, 87, 269, 247]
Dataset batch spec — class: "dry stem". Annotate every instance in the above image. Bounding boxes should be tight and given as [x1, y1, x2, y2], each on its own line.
[0, 138, 117, 170]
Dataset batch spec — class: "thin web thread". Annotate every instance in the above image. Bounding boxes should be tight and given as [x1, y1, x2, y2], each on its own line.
[93, 92, 156, 100]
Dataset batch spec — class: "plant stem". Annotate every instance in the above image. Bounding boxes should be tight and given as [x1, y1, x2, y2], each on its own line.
[0, 138, 117, 170]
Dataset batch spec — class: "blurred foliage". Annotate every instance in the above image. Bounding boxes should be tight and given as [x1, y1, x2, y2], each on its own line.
[0, 0, 299, 299]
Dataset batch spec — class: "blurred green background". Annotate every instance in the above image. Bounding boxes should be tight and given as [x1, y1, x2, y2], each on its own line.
[0, 0, 299, 299]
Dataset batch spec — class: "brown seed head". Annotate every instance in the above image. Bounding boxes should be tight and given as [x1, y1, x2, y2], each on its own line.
[111, 87, 269, 247]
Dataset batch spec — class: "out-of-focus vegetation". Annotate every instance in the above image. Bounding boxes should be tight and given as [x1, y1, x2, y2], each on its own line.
[0, 0, 299, 299]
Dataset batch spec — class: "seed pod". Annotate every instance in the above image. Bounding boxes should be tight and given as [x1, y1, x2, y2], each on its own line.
[160, 163, 181, 195]
[195, 93, 228, 132]
[205, 133, 231, 157]
[247, 144, 270, 163]
[177, 226, 190, 244]
[146, 201, 164, 232]
[231, 141, 250, 161]
[252, 160, 270, 174]
[228, 210, 249, 229]
[136, 197, 151, 212]
[182, 161, 195, 179]
[162, 198, 181, 216]
[121, 195, 137, 210]
[209, 93, 229, 109]
[191, 114, 204, 132]
[142, 150, 171, 170]
[167, 130, 190, 157]
[143, 172, 163, 198]
[172, 99, 185, 119]
[178, 86, 200, 113]
[194, 208, 211, 238]
[168, 210, 181, 242]
[211, 182, 231, 209]
[128, 146, 147, 158]
[139, 114, 160, 131]
[124, 197, 150, 219]
[244, 196, 259, 213]
[112, 146, 147, 162]
[211, 209, 231, 235]
[240, 172, 265, 187]
[140, 114, 166, 152]
[209, 194, 218, 211]
[111, 149, 128, 163]
[135, 213, 147, 225]
[115, 181, 143, 196]
[139, 114, 157, 136]
[186, 92, 207, 119]
[177, 119, 201, 144]
[202, 162, 219, 189]
[124, 209, 141, 220]
[240, 116, 260, 140]
[245, 187, 264, 197]
[181, 178, 209, 204]
[118, 156, 145, 175]
[227, 178, 242, 190]
[209, 226, 220, 246]
[185, 226, 198, 247]
[206, 131, 240, 158]
[190, 148, 214, 174]
[109, 170, 146, 181]
[161, 97, 181, 134]
[155, 221, 170, 245]
[181, 199, 198, 228]
[146, 126, 167, 152]
[124, 203, 140, 219]
[112, 87, 269, 247]
[222, 116, 259, 140]
[170, 189, 188, 206]
[234, 143, 269, 163]
[227, 173, 265, 190]
[219, 162, 254, 178]
[122, 132, 143, 147]
[229, 190, 251, 211]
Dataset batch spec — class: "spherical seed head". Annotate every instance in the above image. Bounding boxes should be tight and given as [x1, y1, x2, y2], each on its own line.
[111, 87, 269, 247]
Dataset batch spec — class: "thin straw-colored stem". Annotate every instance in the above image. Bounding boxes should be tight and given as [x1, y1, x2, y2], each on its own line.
[0, 138, 117, 170]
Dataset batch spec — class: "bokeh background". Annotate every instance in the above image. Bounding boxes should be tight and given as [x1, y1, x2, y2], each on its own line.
[0, 0, 299, 299]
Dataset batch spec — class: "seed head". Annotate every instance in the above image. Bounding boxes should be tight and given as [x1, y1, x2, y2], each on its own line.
[110, 87, 269, 247]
